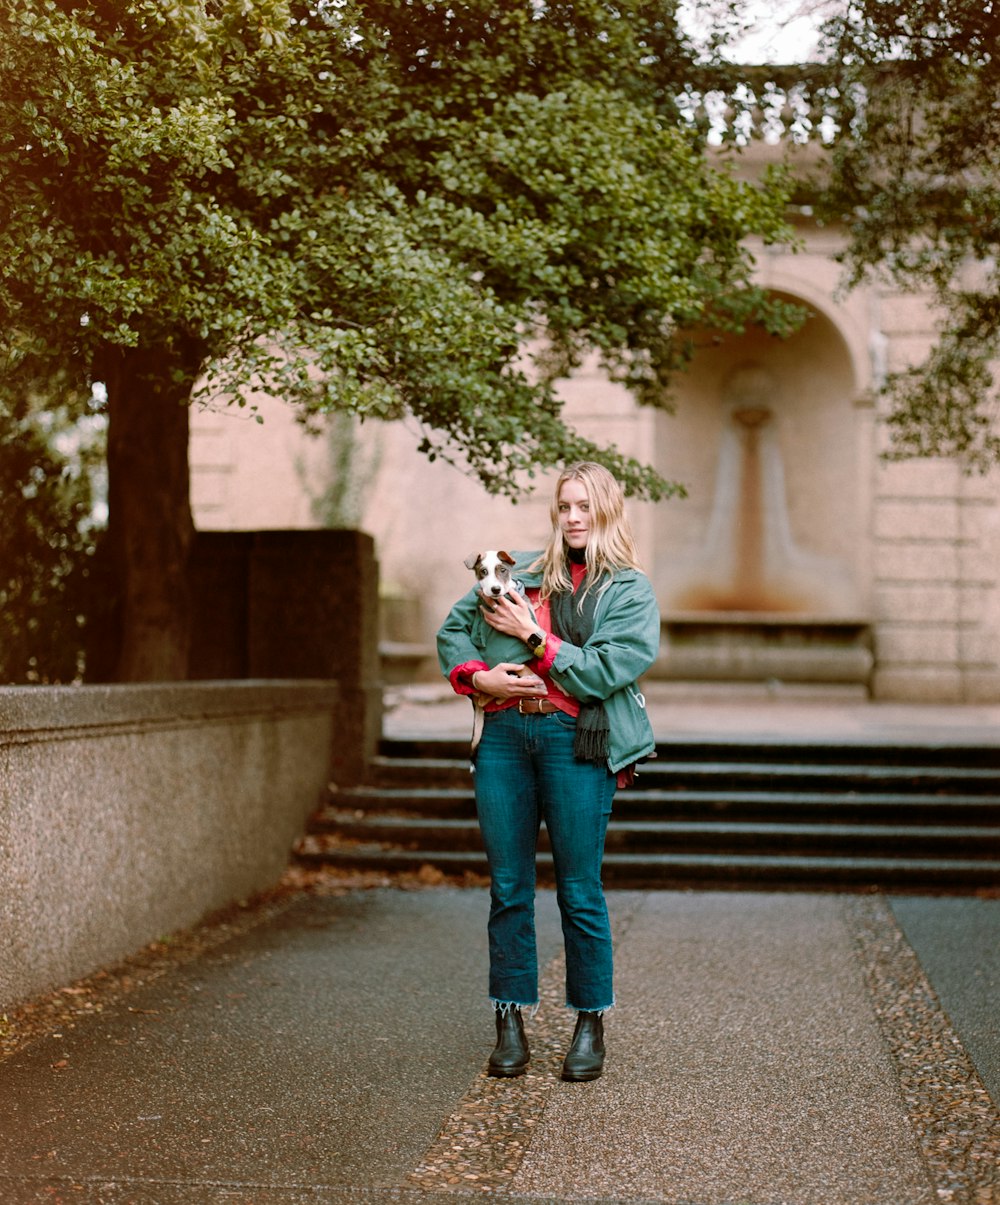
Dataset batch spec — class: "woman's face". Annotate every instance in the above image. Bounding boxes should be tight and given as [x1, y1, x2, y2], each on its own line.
[557, 478, 591, 550]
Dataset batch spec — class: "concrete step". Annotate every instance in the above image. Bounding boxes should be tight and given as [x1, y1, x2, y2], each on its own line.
[369, 753, 1000, 795]
[294, 844, 1000, 892]
[296, 734, 1000, 891]
[306, 809, 1000, 858]
[325, 785, 1000, 825]
[368, 760, 1000, 796]
[378, 735, 1000, 769]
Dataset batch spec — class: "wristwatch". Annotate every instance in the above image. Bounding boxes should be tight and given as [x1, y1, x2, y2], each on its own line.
[526, 630, 546, 657]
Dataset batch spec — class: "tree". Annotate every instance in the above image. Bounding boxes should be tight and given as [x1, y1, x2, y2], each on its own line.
[0, 388, 104, 683]
[813, 1, 1000, 467]
[0, 0, 801, 680]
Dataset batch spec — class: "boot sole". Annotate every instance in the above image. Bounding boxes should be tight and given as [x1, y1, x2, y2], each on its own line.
[488, 1064, 528, 1078]
[561, 1066, 603, 1082]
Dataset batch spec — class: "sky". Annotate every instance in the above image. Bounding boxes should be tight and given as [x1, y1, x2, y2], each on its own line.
[678, 0, 827, 64]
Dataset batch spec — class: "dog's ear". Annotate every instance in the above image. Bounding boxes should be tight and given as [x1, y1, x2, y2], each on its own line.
[464, 553, 482, 570]
[498, 550, 515, 566]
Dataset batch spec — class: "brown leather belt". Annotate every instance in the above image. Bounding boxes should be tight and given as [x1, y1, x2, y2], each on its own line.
[518, 698, 560, 715]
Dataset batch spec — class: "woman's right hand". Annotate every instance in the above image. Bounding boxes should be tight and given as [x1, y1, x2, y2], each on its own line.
[471, 663, 547, 700]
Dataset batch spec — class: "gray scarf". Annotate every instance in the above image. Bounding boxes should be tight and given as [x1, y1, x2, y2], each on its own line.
[549, 574, 610, 765]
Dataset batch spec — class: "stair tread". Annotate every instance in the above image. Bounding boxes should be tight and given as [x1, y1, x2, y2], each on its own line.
[372, 756, 1000, 776]
[658, 763, 999, 779]
[297, 846, 1000, 871]
[378, 736, 1000, 752]
[338, 786, 1000, 806]
[317, 810, 998, 836]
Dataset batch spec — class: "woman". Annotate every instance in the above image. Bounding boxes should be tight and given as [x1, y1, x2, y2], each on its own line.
[436, 462, 660, 1082]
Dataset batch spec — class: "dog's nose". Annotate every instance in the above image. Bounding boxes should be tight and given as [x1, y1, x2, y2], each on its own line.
[489, 586, 502, 595]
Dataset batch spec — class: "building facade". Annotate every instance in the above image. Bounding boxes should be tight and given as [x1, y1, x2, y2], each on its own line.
[190, 217, 1000, 702]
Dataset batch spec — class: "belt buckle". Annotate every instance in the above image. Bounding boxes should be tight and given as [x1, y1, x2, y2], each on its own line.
[518, 698, 530, 714]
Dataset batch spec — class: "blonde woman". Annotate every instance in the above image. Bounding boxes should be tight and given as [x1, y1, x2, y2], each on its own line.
[437, 462, 660, 1081]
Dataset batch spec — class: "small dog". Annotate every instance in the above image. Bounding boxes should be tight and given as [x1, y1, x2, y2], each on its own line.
[464, 549, 526, 610]
[464, 550, 534, 761]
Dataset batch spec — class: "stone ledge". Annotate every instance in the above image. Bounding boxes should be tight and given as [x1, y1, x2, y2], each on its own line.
[0, 680, 341, 743]
[664, 611, 871, 630]
[656, 613, 873, 686]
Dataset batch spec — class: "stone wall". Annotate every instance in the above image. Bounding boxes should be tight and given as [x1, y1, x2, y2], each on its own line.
[870, 289, 1000, 700]
[0, 682, 338, 1011]
[188, 529, 382, 782]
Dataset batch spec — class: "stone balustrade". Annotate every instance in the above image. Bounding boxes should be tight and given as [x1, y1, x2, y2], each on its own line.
[675, 64, 847, 147]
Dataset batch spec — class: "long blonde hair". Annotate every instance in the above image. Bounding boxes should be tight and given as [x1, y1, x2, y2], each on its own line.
[533, 462, 643, 600]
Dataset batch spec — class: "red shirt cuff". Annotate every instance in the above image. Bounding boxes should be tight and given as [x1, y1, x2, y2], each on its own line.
[531, 635, 560, 674]
[449, 660, 489, 696]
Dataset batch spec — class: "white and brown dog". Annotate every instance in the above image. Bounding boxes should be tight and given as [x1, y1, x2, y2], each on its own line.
[464, 550, 537, 760]
[464, 549, 526, 609]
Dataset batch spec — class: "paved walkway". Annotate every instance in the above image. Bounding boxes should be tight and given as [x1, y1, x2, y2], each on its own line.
[0, 689, 998, 1205]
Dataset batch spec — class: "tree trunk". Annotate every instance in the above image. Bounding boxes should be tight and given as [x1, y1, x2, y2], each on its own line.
[103, 339, 203, 681]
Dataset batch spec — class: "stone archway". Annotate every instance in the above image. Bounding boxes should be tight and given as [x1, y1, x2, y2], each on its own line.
[650, 295, 874, 687]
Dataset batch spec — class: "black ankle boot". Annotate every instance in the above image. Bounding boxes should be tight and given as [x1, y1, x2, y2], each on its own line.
[561, 1010, 605, 1082]
[488, 1007, 529, 1077]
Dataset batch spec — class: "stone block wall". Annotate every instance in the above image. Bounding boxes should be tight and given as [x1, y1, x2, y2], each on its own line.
[869, 290, 1000, 700]
[189, 529, 382, 782]
[870, 457, 1000, 700]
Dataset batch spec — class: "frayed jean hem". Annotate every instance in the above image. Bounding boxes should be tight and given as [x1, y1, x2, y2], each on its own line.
[565, 998, 615, 1016]
[491, 998, 539, 1019]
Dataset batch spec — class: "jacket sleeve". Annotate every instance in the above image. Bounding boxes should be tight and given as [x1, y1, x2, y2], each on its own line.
[549, 574, 661, 703]
[436, 588, 486, 678]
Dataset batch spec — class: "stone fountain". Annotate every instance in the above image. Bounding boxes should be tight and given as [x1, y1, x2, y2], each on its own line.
[656, 365, 872, 690]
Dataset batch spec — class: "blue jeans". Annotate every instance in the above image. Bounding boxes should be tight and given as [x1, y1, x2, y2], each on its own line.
[474, 707, 617, 1013]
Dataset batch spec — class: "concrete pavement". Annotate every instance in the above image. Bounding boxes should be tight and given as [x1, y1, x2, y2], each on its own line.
[0, 687, 997, 1204]
[0, 885, 996, 1204]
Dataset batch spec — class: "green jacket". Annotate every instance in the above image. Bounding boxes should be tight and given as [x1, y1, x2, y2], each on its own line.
[436, 551, 661, 775]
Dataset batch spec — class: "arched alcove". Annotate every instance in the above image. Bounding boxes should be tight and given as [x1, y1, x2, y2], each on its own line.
[650, 295, 874, 686]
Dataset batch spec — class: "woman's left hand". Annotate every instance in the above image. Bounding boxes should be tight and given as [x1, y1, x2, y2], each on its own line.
[481, 590, 536, 642]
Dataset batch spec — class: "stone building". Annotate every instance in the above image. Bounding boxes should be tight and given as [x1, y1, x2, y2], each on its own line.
[190, 144, 1000, 704]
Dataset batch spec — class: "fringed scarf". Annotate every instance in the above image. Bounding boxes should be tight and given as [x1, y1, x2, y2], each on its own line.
[549, 554, 610, 765]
